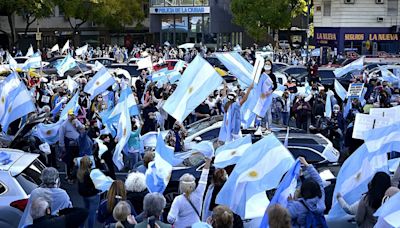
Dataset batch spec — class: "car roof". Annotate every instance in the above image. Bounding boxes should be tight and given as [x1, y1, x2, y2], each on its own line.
[318, 67, 335, 71]
[0, 149, 39, 176]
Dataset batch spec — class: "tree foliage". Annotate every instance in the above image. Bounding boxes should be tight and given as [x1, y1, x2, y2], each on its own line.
[230, 0, 308, 42]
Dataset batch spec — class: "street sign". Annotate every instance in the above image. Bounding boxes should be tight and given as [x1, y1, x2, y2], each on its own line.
[36, 32, 42, 41]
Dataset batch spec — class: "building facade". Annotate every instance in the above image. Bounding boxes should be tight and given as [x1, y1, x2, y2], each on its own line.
[313, 0, 400, 54]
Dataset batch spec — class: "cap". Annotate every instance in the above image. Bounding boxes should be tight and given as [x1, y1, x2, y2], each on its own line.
[67, 109, 74, 115]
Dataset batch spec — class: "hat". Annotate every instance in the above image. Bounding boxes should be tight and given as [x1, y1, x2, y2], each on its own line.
[67, 109, 74, 115]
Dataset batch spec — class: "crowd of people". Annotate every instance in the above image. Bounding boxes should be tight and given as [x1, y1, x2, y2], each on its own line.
[3, 42, 400, 228]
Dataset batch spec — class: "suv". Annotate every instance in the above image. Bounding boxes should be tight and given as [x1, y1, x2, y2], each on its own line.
[0, 149, 45, 207]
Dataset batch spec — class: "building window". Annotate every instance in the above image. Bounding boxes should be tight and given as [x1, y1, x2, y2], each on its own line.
[388, 0, 398, 16]
[323, 1, 331, 16]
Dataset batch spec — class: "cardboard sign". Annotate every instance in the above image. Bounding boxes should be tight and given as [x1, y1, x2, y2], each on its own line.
[251, 57, 265, 84]
[352, 113, 394, 140]
[369, 106, 400, 119]
[347, 83, 364, 98]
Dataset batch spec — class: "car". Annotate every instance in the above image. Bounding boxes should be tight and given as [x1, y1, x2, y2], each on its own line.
[42, 56, 91, 77]
[153, 59, 187, 72]
[86, 57, 116, 67]
[272, 62, 289, 71]
[205, 56, 228, 72]
[279, 66, 308, 78]
[107, 64, 140, 77]
[0, 149, 46, 208]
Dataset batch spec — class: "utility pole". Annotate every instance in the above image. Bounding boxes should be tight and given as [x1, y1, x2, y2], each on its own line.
[305, 0, 311, 62]
[36, 19, 41, 50]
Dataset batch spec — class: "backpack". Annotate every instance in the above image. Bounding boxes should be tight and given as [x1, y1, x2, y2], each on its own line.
[300, 201, 328, 228]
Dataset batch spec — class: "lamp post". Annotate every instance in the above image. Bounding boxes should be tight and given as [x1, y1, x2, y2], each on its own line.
[305, 0, 311, 62]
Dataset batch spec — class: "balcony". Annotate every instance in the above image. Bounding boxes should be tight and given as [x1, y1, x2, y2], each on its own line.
[151, 0, 209, 7]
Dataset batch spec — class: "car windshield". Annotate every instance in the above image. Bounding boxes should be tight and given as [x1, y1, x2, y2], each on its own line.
[15, 159, 45, 195]
[186, 116, 223, 137]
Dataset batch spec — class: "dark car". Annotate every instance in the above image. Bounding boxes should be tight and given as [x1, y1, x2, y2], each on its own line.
[86, 58, 116, 67]
[205, 56, 229, 72]
[279, 66, 308, 78]
[42, 56, 91, 77]
[107, 64, 140, 77]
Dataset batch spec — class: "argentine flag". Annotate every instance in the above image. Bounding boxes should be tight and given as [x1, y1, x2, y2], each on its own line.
[215, 52, 253, 87]
[334, 79, 347, 100]
[6, 52, 17, 71]
[112, 99, 131, 171]
[334, 57, 364, 78]
[75, 44, 88, 56]
[216, 134, 295, 219]
[214, 135, 252, 168]
[252, 73, 274, 117]
[0, 73, 23, 120]
[33, 120, 64, 145]
[259, 159, 301, 228]
[25, 45, 34, 57]
[84, 67, 116, 100]
[23, 52, 42, 70]
[55, 54, 77, 76]
[106, 87, 139, 123]
[146, 133, 183, 193]
[374, 192, 400, 228]
[59, 92, 80, 121]
[163, 55, 223, 123]
[0, 79, 36, 131]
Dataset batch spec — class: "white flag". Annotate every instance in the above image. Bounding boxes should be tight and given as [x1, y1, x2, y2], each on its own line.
[51, 44, 59, 53]
[61, 40, 70, 54]
[137, 56, 153, 70]
[67, 76, 79, 93]
[25, 45, 34, 57]
[75, 44, 88, 56]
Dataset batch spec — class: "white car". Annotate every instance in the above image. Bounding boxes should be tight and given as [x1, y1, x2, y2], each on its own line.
[0, 149, 45, 207]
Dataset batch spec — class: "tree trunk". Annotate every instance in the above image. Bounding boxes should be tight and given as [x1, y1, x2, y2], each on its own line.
[24, 17, 36, 36]
[7, 13, 16, 47]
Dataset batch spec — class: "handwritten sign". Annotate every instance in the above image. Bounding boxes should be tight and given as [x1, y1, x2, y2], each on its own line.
[347, 83, 364, 98]
[352, 113, 394, 140]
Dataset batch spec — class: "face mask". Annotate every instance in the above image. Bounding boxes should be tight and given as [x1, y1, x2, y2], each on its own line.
[264, 65, 271, 71]
[97, 98, 103, 102]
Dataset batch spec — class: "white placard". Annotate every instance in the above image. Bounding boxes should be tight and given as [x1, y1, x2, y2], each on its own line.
[352, 113, 394, 140]
[369, 106, 400, 119]
[251, 57, 265, 84]
[347, 83, 364, 98]
[41, 95, 50, 103]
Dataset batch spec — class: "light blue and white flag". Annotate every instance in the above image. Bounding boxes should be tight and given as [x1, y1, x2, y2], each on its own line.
[364, 123, 400, 155]
[214, 135, 252, 168]
[59, 92, 79, 121]
[51, 97, 67, 117]
[84, 67, 116, 100]
[1, 80, 36, 131]
[190, 141, 214, 158]
[166, 70, 182, 84]
[61, 40, 70, 54]
[112, 99, 131, 171]
[284, 127, 289, 148]
[259, 159, 301, 228]
[325, 90, 333, 119]
[25, 45, 34, 57]
[216, 134, 295, 219]
[55, 54, 77, 76]
[32, 120, 64, 145]
[380, 68, 398, 83]
[75, 44, 88, 56]
[67, 76, 78, 93]
[174, 60, 186, 72]
[334, 79, 347, 100]
[252, 73, 274, 117]
[163, 55, 223, 123]
[6, 52, 17, 71]
[23, 52, 42, 70]
[145, 133, 183, 193]
[329, 143, 389, 218]
[106, 87, 139, 123]
[374, 192, 400, 228]
[0, 73, 23, 120]
[334, 57, 364, 78]
[215, 52, 253, 88]
[90, 168, 114, 193]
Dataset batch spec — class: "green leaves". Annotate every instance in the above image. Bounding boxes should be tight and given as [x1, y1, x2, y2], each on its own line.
[230, 0, 306, 42]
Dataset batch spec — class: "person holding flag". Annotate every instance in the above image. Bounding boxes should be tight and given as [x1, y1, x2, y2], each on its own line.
[218, 82, 253, 142]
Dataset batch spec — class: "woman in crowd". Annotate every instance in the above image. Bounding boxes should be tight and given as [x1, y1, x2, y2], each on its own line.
[268, 204, 292, 228]
[77, 156, 100, 228]
[135, 193, 171, 228]
[208, 205, 234, 228]
[110, 201, 137, 228]
[167, 158, 211, 227]
[125, 172, 149, 215]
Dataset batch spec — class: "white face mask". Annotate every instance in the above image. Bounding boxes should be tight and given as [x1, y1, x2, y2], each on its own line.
[264, 65, 271, 71]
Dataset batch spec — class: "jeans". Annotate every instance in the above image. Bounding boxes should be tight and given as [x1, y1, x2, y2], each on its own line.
[83, 194, 100, 228]
[261, 108, 272, 128]
[282, 112, 289, 126]
[124, 152, 141, 171]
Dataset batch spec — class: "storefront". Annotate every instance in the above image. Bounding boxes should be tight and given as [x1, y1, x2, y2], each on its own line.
[315, 27, 400, 54]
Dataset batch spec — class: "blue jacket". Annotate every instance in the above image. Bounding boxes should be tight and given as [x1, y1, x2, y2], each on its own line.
[287, 165, 326, 227]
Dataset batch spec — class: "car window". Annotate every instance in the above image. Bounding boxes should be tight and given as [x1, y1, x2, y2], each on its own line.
[49, 59, 63, 68]
[288, 147, 325, 163]
[15, 159, 45, 194]
[108, 65, 139, 76]
[285, 68, 306, 75]
[319, 70, 335, 79]
[199, 128, 220, 141]
[0, 181, 6, 195]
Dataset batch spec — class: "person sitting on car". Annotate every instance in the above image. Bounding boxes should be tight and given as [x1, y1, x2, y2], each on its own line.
[167, 158, 211, 227]
[26, 197, 88, 228]
[165, 121, 187, 152]
[19, 167, 73, 228]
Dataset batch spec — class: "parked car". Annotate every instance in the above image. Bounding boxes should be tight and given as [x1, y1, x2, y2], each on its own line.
[42, 56, 91, 77]
[86, 57, 116, 67]
[153, 59, 187, 72]
[0, 149, 46, 209]
[279, 65, 308, 78]
[272, 62, 289, 71]
[107, 64, 140, 77]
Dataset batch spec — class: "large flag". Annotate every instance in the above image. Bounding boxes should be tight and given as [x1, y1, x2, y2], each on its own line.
[84, 67, 116, 100]
[106, 86, 139, 123]
[50, 44, 59, 53]
[0, 73, 25, 120]
[328, 123, 400, 219]
[374, 192, 400, 228]
[112, 99, 131, 171]
[56, 54, 77, 76]
[25, 45, 34, 57]
[252, 73, 273, 117]
[380, 68, 398, 83]
[75, 44, 88, 56]
[32, 120, 64, 145]
[190, 141, 214, 158]
[259, 159, 301, 228]
[22, 52, 42, 70]
[145, 133, 183, 193]
[334, 79, 347, 100]
[216, 134, 295, 219]
[334, 57, 364, 78]
[214, 135, 252, 168]
[162, 55, 223, 123]
[59, 92, 79, 121]
[215, 52, 253, 87]
[0, 78, 36, 131]
[61, 40, 70, 54]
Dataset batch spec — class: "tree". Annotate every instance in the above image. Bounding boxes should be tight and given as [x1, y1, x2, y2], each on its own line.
[0, 0, 19, 46]
[57, 0, 144, 45]
[230, 0, 307, 42]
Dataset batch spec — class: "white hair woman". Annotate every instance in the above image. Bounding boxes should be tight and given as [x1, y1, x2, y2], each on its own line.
[125, 172, 149, 215]
[167, 158, 211, 227]
[111, 201, 137, 228]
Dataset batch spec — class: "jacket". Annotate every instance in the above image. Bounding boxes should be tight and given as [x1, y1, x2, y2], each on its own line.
[355, 195, 377, 228]
[26, 207, 88, 228]
[77, 171, 100, 197]
[134, 220, 171, 228]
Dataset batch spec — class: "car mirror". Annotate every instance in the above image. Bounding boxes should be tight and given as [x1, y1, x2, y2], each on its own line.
[194, 136, 202, 142]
